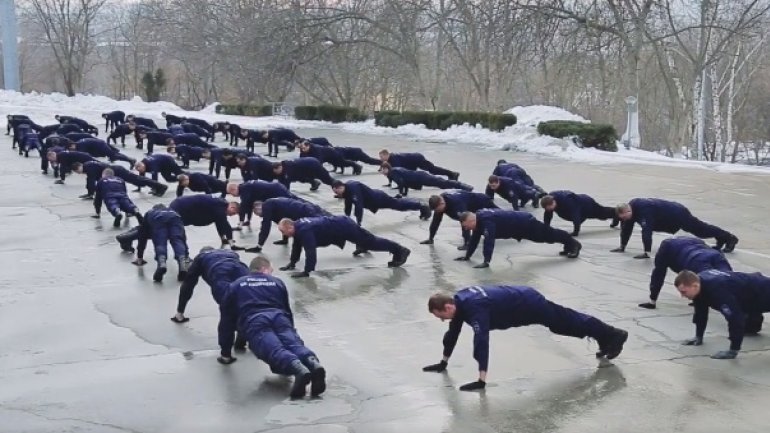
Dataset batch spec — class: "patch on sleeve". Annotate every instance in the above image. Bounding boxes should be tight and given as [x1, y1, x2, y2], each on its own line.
[720, 304, 732, 318]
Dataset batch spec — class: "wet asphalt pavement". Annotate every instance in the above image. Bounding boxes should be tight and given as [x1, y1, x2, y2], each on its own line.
[2, 121, 770, 433]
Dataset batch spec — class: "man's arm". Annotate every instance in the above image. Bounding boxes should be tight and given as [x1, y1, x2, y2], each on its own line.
[619, 220, 635, 249]
[217, 300, 238, 359]
[441, 317, 464, 360]
[256, 207, 273, 246]
[302, 234, 318, 273]
[352, 192, 364, 225]
[648, 252, 668, 301]
[92, 183, 103, 214]
[214, 210, 233, 242]
[464, 226, 483, 259]
[427, 212, 444, 241]
[481, 223, 497, 264]
[543, 209, 553, 227]
[176, 256, 203, 314]
[639, 217, 654, 253]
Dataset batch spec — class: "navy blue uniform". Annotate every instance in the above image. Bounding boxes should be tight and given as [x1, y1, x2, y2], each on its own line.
[76, 138, 134, 164]
[649, 237, 732, 301]
[239, 157, 275, 182]
[300, 144, 361, 174]
[692, 270, 770, 350]
[257, 198, 329, 246]
[385, 152, 455, 178]
[112, 165, 167, 193]
[56, 151, 97, 181]
[37, 123, 62, 140]
[486, 176, 541, 209]
[129, 117, 159, 148]
[464, 209, 578, 263]
[209, 148, 253, 179]
[341, 180, 424, 225]
[277, 158, 336, 190]
[41, 138, 64, 174]
[176, 131, 214, 147]
[20, 132, 41, 157]
[335, 146, 381, 166]
[227, 123, 242, 146]
[442, 286, 620, 371]
[177, 172, 226, 197]
[183, 118, 214, 137]
[168, 125, 184, 136]
[289, 216, 404, 273]
[265, 128, 300, 156]
[81, 161, 110, 195]
[389, 167, 471, 196]
[56, 123, 83, 136]
[136, 205, 189, 266]
[543, 190, 617, 235]
[140, 154, 183, 182]
[143, 131, 173, 154]
[174, 145, 206, 168]
[177, 249, 249, 314]
[493, 162, 535, 186]
[620, 198, 735, 253]
[428, 191, 497, 244]
[6, 115, 32, 136]
[237, 180, 297, 223]
[170, 195, 234, 241]
[94, 176, 139, 217]
[219, 272, 318, 375]
[58, 116, 98, 135]
[102, 110, 125, 132]
[163, 113, 185, 128]
[107, 123, 134, 146]
[240, 129, 262, 152]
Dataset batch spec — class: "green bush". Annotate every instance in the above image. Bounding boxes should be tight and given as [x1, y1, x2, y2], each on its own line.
[537, 120, 618, 152]
[294, 105, 367, 123]
[215, 104, 272, 116]
[373, 111, 516, 131]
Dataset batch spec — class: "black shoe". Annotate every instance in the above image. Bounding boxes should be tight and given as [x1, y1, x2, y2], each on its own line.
[118, 240, 135, 253]
[598, 328, 628, 360]
[419, 205, 431, 220]
[54, 179, 64, 185]
[290, 373, 312, 399]
[310, 180, 321, 191]
[448, 172, 459, 181]
[233, 335, 247, 352]
[353, 165, 362, 175]
[352, 248, 368, 257]
[723, 235, 739, 253]
[566, 241, 582, 259]
[153, 266, 167, 282]
[152, 184, 168, 197]
[558, 250, 569, 256]
[610, 217, 619, 228]
[310, 367, 327, 397]
[388, 247, 411, 267]
[273, 239, 289, 245]
[79, 194, 93, 200]
[113, 214, 123, 228]
[177, 270, 187, 282]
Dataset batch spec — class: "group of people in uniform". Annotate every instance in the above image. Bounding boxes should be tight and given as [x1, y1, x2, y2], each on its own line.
[6, 108, 769, 397]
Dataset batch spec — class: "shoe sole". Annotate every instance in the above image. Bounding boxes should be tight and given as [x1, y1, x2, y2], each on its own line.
[153, 268, 167, 282]
[290, 373, 312, 399]
[310, 367, 326, 396]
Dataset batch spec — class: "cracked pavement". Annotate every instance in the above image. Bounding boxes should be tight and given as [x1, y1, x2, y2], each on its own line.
[2, 123, 770, 433]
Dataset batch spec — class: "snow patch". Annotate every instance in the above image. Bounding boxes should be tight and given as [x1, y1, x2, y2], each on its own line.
[504, 105, 588, 127]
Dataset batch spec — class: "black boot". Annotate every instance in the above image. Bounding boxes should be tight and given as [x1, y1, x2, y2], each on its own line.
[310, 179, 321, 191]
[304, 356, 326, 397]
[723, 234, 739, 253]
[289, 360, 312, 399]
[419, 204, 431, 220]
[566, 240, 582, 259]
[388, 247, 411, 267]
[113, 213, 123, 228]
[597, 328, 628, 360]
[153, 258, 167, 282]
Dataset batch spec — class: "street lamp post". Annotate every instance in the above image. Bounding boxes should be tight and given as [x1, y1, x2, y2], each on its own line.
[622, 96, 639, 150]
[0, 0, 20, 91]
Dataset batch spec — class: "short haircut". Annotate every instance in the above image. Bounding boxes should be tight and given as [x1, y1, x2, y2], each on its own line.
[165, 138, 174, 144]
[228, 201, 240, 209]
[496, 159, 507, 165]
[540, 195, 555, 207]
[272, 162, 282, 169]
[102, 168, 115, 177]
[235, 154, 247, 161]
[177, 174, 188, 181]
[249, 256, 271, 272]
[278, 218, 294, 227]
[428, 195, 443, 210]
[332, 180, 345, 189]
[488, 175, 500, 183]
[379, 149, 390, 155]
[381, 162, 392, 170]
[615, 203, 631, 214]
[674, 270, 700, 287]
[199, 246, 215, 254]
[428, 293, 455, 312]
[458, 211, 474, 222]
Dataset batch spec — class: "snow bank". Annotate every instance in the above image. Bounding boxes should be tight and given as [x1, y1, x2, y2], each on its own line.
[2, 90, 769, 175]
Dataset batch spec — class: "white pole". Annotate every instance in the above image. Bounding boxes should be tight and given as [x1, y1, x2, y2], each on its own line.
[0, 0, 20, 91]
[697, 68, 707, 160]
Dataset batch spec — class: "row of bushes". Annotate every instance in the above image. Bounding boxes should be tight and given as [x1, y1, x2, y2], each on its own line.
[215, 104, 273, 116]
[374, 110, 517, 132]
[294, 105, 368, 123]
[537, 120, 618, 152]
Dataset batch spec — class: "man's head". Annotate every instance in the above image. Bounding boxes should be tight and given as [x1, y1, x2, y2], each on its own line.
[428, 195, 446, 213]
[252, 201, 264, 216]
[332, 180, 346, 197]
[202, 149, 211, 159]
[380, 162, 392, 175]
[540, 194, 556, 211]
[222, 149, 234, 160]
[166, 145, 176, 154]
[72, 162, 84, 174]
[496, 159, 507, 166]
[161, 112, 167, 118]
[165, 138, 175, 146]
[65, 141, 76, 150]
[240, 129, 249, 138]
[235, 155, 248, 167]
[127, 122, 136, 130]
[199, 246, 216, 254]
[272, 162, 284, 175]
[101, 168, 115, 178]
[278, 218, 296, 237]
[459, 211, 477, 230]
[487, 175, 501, 191]
[134, 161, 146, 174]
[261, 130, 269, 139]
[249, 255, 273, 275]
[226, 201, 240, 216]
[616, 203, 632, 221]
[101, 113, 108, 119]
[298, 141, 312, 153]
[47, 151, 58, 162]
[177, 174, 189, 187]
[674, 270, 701, 300]
[428, 293, 457, 321]
[226, 182, 239, 196]
[378, 149, 390, 162]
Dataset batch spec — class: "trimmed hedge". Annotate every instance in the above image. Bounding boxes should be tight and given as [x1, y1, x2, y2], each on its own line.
[374, 111, 516, 132]
[294, 105, 368, 123]
[215, 104, 273, 116]
[537, 120, 618, 152]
